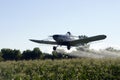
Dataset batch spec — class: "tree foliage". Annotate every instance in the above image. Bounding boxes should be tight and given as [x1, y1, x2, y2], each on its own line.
[22, 47, 42, 60]
[0, 51, 3, 61]
[1, 46, 119, 61]
[1, 48, 21, 60]
[0, 47, 75, 61]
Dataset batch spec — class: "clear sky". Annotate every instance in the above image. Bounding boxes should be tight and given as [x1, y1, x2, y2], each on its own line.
[0, 0, 120, 52]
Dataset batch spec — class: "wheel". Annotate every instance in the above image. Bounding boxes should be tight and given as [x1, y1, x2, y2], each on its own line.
[53, 46, 57, 51]
[67, 46, 71, 50]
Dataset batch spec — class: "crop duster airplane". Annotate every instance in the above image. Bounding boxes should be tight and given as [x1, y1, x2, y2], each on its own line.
[29, 32, 107, 51]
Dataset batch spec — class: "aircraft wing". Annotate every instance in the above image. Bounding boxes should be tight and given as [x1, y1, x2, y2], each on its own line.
[29, 39, 57, 45]
[70, 35, 107, 46]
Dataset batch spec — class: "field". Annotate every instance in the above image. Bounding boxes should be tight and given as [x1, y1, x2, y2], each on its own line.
[0, 58, 120, 80]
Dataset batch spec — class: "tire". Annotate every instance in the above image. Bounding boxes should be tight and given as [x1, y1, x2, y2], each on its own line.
[53, 46, 57, 50]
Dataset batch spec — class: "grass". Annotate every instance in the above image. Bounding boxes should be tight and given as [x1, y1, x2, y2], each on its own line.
[0, 58, 120, 80]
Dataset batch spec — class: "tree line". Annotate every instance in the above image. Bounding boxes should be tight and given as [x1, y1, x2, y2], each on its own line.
[0, 47, 118, 61]
[0, 47, 75, 61]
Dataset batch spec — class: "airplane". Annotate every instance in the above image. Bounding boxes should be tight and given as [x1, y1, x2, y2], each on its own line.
[29, 32, 107, 51]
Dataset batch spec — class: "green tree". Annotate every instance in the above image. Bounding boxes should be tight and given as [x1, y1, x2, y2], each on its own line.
[41, 53, 53, 59]
[52, 51, 63, 59]
[32, 47, 42, 59]
[1, 48, 21, 60]
[12, 49, 22, 60]
[22, 48, 42, 60]
[0, 51, 3, 61]
[22, 50, 32, 60]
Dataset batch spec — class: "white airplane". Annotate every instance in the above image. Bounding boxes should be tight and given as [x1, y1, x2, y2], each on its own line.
[29, 32, 107, 51]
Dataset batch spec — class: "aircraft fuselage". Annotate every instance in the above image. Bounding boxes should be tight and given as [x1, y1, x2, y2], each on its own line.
[53, 35, 74, 45]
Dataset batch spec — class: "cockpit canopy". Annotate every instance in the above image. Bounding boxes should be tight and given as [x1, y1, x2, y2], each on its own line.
[66, 32, 71, 36]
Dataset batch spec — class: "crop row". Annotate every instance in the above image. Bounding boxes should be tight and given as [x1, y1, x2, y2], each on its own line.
[0, 58, 120, 80]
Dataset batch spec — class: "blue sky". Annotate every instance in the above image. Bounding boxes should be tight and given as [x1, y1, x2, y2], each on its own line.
[0, 0, 120, 52]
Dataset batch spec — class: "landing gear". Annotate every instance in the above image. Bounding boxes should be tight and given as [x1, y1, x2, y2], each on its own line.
[53, 46, 57, 51]
[67, 46, 71, 50]
[53, 45, 71, 50]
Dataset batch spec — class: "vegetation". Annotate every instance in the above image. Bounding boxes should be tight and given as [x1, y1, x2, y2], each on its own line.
[0, 47, 119, 61]
[0, 47, 75, 61]
[0, 47, 120, 79]
[0, 58, 120, 80]
[105, 47, 120, 52]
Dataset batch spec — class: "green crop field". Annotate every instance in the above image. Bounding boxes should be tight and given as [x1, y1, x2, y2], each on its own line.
[0, 58, 120, 80]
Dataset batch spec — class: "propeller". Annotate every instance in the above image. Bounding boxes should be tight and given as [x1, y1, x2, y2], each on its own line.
[48, 35, 53, 37]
